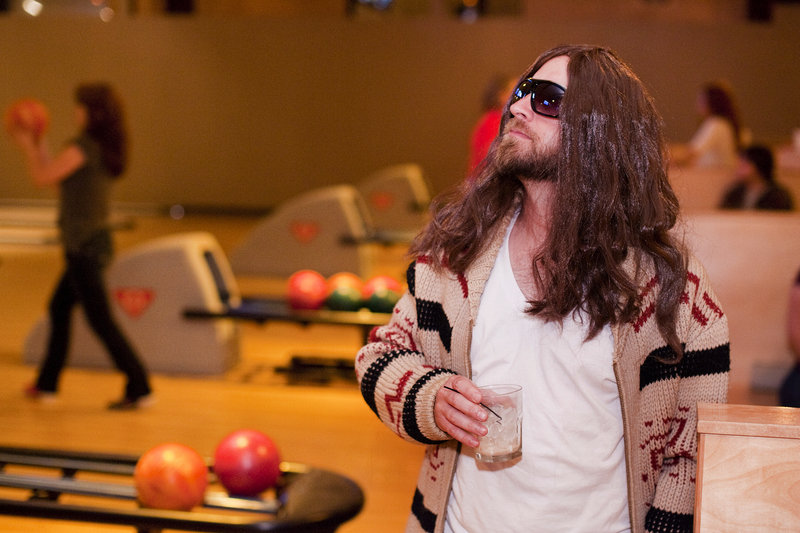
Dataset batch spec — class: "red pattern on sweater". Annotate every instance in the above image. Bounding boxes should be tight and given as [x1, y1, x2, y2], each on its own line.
[385, 370, 414, 435]
[641, 407, 691, 474]
[457, 273, 468, 298]
[633, 303, 656, 333]
[427, 445, 444, 483]
[691, 304, 710, 326]
[631, 276, 659, 332]
[641, 275, 659, 298]
[383, 316, 419, 352]
[702, 291, 724, 318]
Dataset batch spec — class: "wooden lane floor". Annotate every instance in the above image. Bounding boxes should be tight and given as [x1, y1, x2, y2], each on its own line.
[0, 358, 424, 532]
[0, 212, 420, 532]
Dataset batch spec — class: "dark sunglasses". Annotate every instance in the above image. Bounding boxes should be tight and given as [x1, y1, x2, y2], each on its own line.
[511, 78, 566, 118]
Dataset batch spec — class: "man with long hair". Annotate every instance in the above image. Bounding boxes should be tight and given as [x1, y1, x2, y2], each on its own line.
[356, 45, 730, 532]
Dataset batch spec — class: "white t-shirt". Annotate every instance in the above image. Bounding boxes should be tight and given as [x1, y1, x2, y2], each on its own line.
[444, 215, 630, 533]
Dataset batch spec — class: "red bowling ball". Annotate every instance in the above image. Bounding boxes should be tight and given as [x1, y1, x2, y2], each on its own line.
[286, 269, 327, 310]
[213, 429, 281, 497]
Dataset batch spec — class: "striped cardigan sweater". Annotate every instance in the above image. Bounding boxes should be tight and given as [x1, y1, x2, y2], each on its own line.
[356, 213, 730, 533]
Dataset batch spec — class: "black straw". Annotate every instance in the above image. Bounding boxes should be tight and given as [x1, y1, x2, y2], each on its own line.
[443, 386, 502, 420]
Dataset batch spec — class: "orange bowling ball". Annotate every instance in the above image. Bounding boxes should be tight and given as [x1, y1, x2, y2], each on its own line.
[134, 443, 209, 511]
[4, 98, 50, 139]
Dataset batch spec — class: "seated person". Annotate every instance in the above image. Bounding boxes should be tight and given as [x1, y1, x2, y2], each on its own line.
[719, 145, 794, 210]
[779, 267, 800, 407]
[672, 81, 746, 169]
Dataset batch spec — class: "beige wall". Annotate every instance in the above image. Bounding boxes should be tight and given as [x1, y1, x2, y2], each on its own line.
[1, 2, 799, 210]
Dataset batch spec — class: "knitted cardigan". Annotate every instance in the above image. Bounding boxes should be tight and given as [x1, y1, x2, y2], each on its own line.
[355, 211, 730, 533]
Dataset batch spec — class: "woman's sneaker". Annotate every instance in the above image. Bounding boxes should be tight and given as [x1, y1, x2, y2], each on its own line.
[23, 384, 57, 404]
[107, 394, 155, 411]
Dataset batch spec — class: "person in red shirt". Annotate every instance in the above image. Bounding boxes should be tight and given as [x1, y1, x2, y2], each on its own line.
[467, 74, 515, 177]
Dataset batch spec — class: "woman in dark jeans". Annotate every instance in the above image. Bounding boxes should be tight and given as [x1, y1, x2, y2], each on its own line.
[9, 83, 152, 410]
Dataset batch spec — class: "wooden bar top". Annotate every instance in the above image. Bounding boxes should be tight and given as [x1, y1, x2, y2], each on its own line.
[697, 403, 800, 439]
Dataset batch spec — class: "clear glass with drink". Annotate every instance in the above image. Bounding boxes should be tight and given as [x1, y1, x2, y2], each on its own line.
[474, 384, 523, 463]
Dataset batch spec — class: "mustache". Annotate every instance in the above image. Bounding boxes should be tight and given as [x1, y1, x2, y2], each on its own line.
[502, 117, 535, 139]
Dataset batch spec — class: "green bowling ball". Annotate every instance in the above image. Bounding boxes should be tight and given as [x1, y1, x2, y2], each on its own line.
[363, 287, 400, 313]
[325, 284, 363, 311]
[362, 275, 402, 313]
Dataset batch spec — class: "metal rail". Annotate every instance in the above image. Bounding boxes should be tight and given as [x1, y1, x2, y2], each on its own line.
[0, 445, 363, 533]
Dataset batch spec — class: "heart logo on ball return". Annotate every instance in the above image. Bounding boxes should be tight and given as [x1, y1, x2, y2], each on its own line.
[114, 288, 155, 319]
[289, 221, 320, 243]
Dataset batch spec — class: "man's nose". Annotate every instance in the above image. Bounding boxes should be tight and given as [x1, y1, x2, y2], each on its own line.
[509, 97, 532, 121]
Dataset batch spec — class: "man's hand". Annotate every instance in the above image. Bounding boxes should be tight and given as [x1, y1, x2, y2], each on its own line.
[434, 375, 488, 448]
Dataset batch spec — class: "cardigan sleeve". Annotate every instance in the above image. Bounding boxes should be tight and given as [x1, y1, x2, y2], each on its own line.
[644, 257, 730, 533]
[355, 260, 459, 445]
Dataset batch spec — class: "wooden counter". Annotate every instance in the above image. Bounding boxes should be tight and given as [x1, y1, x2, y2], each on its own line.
[695, 403, 800, 532]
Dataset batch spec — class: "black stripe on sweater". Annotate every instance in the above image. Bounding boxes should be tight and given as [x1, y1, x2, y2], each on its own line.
[416, 298, 453, 353]
[411, 488, 438, 533]
[404, 367, 457, 445]
[640, 343, 730, 390]
[407, 260, 453, 352]
[360, 349, 416, 416]
[407, 260, 416, 297]
[644, 506, 693, 533]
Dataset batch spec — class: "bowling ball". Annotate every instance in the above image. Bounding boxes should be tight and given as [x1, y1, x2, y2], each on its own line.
[287, 269, 327, 310]
[325, 272, 364, 311]
[213, 429, 281, 497]
[134, 443, 208, 511]
[362, 275, 402, 313]
[4, 98, 49, 139]
[327, 271, 362, 290]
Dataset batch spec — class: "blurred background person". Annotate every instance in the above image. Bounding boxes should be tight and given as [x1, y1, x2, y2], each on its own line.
[720, 145, 794, 210]
[673, 80, 748, 169]
[8, 82, 153, 410]
[466, 73, 516, 177]
[779, 266, 800, 407]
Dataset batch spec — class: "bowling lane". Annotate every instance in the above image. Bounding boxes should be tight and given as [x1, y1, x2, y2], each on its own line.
[0, 212, 420, 533]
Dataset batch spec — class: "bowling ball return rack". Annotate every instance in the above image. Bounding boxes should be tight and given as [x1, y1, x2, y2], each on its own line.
[184, 296, 391, 343]
[0, 445, 364, 532]
[184, 297, 392, 383]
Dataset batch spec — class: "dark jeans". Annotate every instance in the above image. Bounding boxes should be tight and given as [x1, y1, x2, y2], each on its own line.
[35, 232, 151, 399]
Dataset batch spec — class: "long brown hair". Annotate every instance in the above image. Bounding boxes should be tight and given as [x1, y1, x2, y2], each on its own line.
[75, 83, 128, 178]
[412, 44, 687, 358]
[702, 81, 741, 149]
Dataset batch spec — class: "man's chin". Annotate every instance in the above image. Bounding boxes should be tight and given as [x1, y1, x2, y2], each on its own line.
[494, 148, 557, 181]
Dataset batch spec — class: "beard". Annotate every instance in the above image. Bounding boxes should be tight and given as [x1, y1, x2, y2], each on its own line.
[491, 121, 559, 182]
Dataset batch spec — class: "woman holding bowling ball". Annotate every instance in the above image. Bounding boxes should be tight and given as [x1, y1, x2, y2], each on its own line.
[8, 83, 152, 410]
